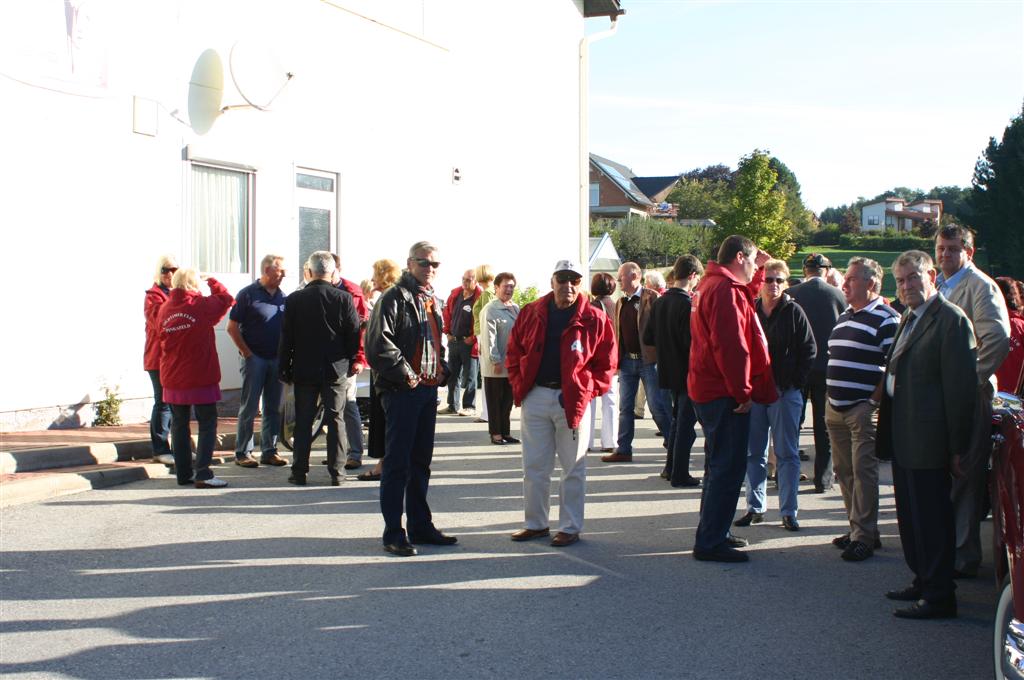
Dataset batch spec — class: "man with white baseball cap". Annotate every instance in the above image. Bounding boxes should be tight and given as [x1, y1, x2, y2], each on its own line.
[505, 260, 617, 547]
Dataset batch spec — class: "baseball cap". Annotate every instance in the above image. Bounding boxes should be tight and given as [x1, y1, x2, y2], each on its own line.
[552, 259, 584, 277]
[803, 253, 832, 269]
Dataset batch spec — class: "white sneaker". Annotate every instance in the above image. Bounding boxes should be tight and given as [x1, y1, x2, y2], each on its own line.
[195, 476, 228, 489]
[457, 408, 476, 417]
[155, 454, 175, 465]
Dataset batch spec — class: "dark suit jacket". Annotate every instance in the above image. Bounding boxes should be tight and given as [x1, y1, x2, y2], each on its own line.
[278, 279, 360, 385]
[876, 293, 977, 469]
[787, 277, 846, 374]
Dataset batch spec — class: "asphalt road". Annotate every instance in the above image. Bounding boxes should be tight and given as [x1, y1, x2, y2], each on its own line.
[0, 413, 998, 679]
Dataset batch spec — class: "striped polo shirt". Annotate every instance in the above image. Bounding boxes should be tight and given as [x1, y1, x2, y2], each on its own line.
[826, 296, 900, 409]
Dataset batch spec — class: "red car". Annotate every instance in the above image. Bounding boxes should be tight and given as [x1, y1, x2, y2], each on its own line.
[991, 389, 1024, 679]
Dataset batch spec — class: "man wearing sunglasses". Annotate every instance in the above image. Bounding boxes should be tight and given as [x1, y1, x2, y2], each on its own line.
[365, 241, 454, 557]
[505, 260, 617, 547]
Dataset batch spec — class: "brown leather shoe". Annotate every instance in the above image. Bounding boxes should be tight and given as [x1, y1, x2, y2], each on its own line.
[235, 456, 259, 468]
[550, 532, 579, 547]
[510, 527, 550, 542]
[260, 454, 288, 467]
[600, 453, 632, 463]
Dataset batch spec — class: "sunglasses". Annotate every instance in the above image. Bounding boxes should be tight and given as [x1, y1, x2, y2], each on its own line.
[764, 276, 786, 284]
[555, 273, 582, 285]
[413, 258, 441, 269]
[161, 267, 178, 275]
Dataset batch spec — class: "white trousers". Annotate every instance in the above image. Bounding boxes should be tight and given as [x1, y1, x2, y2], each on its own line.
[589, 379, 618, 449]
[521, 386, 589, 535]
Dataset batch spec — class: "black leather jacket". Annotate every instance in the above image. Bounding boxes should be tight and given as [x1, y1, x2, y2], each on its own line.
[365, 272, 449, 392]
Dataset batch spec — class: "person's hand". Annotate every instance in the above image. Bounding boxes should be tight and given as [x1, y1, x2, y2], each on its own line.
[733, 399, 753, 414]
[241, 349, 253, 359]
[348, 361, 365, 377]
[754, 249, 771, 268]
[463, 336, 475, 346]
[951, 455, 964, 479]
[406, 373, 420, 389]
[447, 334, 457, 344]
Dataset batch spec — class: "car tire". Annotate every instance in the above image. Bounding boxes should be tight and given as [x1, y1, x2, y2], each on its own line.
[995, 573, 1024, 680]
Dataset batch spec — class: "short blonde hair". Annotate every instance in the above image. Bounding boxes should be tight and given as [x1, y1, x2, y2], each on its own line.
[153, 254, 177, 285]
[372, 258, 401, 290]
[475, 263, 495, 285]
[764, 259, 790, 281]
[171, 268, 200, 292]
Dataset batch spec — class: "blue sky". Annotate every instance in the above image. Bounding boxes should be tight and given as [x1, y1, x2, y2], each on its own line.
[587, 0, 1024, 213]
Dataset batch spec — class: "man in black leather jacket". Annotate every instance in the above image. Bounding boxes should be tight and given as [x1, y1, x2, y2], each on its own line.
[365, 241, 453, 557]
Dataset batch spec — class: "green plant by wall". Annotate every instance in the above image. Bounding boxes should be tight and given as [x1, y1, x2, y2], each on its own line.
[92, 385, 123, 427]
[512, 285, 541, 308]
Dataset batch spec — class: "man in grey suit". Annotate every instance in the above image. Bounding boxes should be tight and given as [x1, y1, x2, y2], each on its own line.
[788, 253, 847, 492]
[934, 225, 1011, 578]
[878, 250, 977, 619]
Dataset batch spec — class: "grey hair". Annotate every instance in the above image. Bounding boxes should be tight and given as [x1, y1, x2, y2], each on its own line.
[408, 241, 438, 259]
[260, 253, 284, 272]
[171, 268, 200, 292]
[307, 251, 336, 277]
[644, 270, 666, 289]
[893, 250, 935, 275]
[847, 256, 883, 293]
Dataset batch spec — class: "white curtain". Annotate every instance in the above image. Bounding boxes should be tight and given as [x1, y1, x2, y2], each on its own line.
[192, 165, 248, 273]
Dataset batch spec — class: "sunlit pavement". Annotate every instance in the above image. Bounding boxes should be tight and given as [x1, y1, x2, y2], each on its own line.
[1, 411, 996, 679]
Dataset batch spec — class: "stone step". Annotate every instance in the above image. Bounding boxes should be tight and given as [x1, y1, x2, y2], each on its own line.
[0, 462, 173, 507]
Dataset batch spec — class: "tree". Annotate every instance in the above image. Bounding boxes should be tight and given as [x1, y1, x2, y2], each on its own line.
[715, 150, 794, 258]
[971, 105, 1024, 277]
[681, 164, 734, 184]
[839, 208, 860, 235]
[665, 178, 730, 221]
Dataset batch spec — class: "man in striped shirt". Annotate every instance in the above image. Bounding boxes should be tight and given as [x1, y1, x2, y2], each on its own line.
[825, 257, 900, 562]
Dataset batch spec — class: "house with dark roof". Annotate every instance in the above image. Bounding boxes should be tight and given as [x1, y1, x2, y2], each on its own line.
[589, 154, 682, 220]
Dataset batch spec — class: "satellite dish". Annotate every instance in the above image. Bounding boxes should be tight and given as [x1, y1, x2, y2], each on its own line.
[187, 49, 224, 135]
[225, 38, 293, 111]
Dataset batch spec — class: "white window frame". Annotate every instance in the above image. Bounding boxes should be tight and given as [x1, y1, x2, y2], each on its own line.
[183, 148, 256, 276]
[294, 166, 339, 269]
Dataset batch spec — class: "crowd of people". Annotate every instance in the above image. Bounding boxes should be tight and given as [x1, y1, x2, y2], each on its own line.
[144, 227, 1024, 617]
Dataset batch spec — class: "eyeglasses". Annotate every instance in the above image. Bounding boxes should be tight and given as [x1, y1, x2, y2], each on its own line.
[161, 267, 178, 275]
[764, 276, 786, 284]
[555, 273, 582, 285]
[413, 258, 441, 269]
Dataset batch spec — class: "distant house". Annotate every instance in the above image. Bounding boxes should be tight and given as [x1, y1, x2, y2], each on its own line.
[589, 231, 622, 274]
[589, 154, 656, 219]
[861, 198, 943, 232]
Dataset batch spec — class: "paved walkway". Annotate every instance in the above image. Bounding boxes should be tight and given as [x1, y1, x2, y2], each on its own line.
[0, 413, 997, 679]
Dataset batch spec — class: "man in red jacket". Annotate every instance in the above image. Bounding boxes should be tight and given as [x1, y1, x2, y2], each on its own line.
[689, 235, 774, 562]
[506, 260, 617, 547]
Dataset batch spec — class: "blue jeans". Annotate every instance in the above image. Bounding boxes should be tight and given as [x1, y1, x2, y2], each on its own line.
[616, 357, 671, 454]
[380, 385, 438, 544]
[667, 390, 699, 484]
[343, 375, 364, 461]
[746, 388, 803, 518]
[234, 355, 282, 460]
[170, 402, 217, 483]
[694, 397, 751, 552]
[446, 339, 478, 410]
[147, 370, 172, 456]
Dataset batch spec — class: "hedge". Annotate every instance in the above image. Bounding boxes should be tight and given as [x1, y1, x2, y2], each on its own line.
[837, 234, 933, 251]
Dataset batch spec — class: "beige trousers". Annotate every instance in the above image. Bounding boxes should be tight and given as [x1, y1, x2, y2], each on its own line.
[826, 401, 880, 546]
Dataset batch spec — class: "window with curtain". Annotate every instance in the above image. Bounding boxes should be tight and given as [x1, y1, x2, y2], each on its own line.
[191, 164, 251, 273]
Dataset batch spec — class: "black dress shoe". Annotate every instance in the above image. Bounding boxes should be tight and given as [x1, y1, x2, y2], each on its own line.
[660, 467, 670, 480]
[885, 586, 922, 601]
[408, 530, 458, 546]
[329, 475, 341, 487]
[502, 436, 520, 444]
[726, 534, 749, 548]
[383, 541, 418, 557]
[893, 598, 957, 619]
[671, 476, 701, 488]
[734, 511, 764, 527]
[782, 516, 800, 531]
[287, 474, 306, 486]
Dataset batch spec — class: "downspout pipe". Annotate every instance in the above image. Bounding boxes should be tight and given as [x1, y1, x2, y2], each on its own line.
[579, 15, 619, 278]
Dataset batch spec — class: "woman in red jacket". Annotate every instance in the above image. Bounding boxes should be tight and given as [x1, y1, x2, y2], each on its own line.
[157, 268, 234, 488]
[144, 255, 177, 465]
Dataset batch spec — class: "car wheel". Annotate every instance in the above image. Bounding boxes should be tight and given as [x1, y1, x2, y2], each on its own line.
[995, 576, 1024, 679]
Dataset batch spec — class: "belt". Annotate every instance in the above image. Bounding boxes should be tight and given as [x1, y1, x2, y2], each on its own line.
[535, 380, 561, 390]
[625, 352, 642, 360]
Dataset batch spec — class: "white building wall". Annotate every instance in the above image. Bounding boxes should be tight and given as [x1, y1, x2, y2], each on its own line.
[860, 202, 887, 231]
[0, 0, 587, 429]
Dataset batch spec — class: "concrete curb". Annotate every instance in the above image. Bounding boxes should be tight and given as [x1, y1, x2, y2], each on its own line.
[0, 463, 172, 507]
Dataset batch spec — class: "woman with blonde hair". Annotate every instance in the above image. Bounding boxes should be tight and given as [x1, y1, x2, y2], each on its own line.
[470, 263, 496, 423]
[358, 258, 402, 482]
[156, 268, 234, 488]
[144, 255, 178, 465]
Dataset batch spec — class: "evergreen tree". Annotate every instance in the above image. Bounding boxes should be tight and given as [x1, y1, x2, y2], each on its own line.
[970, 105, 1024, 277]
